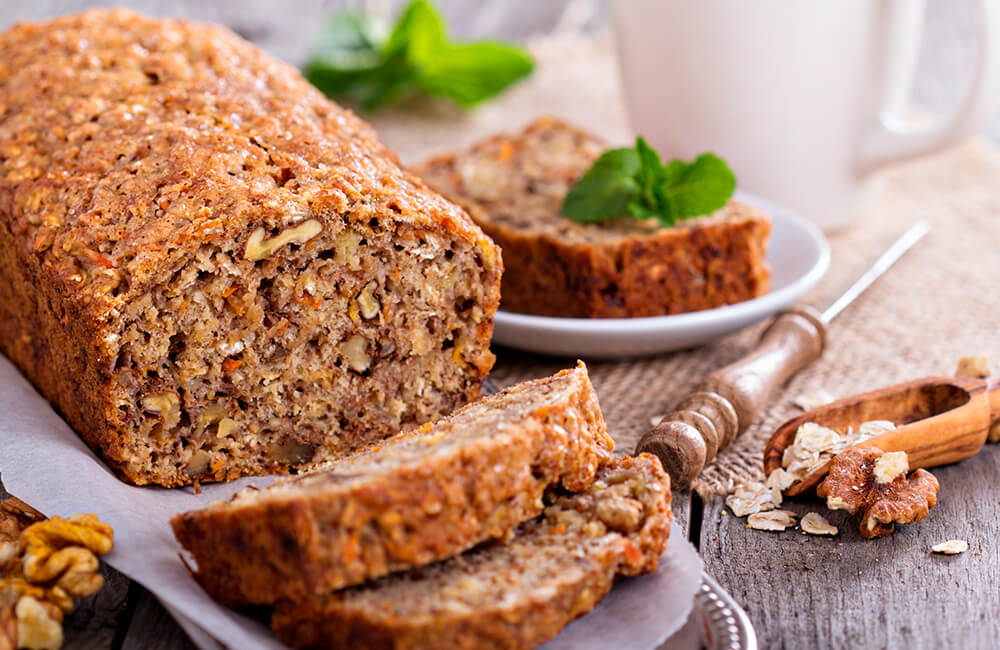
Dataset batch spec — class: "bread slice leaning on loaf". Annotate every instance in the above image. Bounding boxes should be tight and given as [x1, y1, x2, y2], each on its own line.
[171, 363, 614, 606]
[271, 454, 672, 650]
[415, 116, 770, 318]
[0, 9, 501, 486]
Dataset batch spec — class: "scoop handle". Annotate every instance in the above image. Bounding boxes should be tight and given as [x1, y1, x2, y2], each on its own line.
[636, 307, 826, 489]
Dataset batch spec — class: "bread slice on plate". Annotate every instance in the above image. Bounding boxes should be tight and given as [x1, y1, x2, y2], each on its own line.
[271, 454, 671, 650]
[171, 363, 613, 606]
[415, 115, 771, 318]
[0, 9, 501, 487]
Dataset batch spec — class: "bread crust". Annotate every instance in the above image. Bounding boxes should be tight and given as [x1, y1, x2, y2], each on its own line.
[171, 364, 614, 606]
[416, 116, 770, 318]
[0, 9, 501, 485]
[271, 454, 672, 650]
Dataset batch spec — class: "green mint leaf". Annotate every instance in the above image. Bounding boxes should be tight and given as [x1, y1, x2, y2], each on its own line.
[307, 11, 387, 69]
[626, 200, 657, 221]
[415, 42, 534, 107]
[633, 137, 664, 183]
[306, 57, 414, 110]
[383, 0, 446, 60]
[304, 10, 405, 107]
[304, 0, 533, 110]
[562, 138, 736, 226]
[658, 153, 736, 222]
[630, 137, 668, 219]
[560, 148, 640, 222]
[649, 181, 675, 224]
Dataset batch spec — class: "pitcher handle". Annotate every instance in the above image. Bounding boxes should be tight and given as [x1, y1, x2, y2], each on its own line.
[859, 0, 1000, 171]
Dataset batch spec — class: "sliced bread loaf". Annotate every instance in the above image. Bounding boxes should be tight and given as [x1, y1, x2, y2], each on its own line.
[415, 116, 771, 318]
[0, 9, 501, 487]
[271, 454, 671, 650]
[171, 363, 613, 606]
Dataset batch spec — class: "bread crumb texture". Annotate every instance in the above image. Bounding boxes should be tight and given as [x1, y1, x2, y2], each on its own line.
[171, 363, 614, 606]
[271, 454, 671, 650]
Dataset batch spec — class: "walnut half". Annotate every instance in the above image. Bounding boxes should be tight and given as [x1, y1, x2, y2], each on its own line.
[817, 447, 939, 539]
[0, 509, 114, 649]
[244, 219, 322, 261]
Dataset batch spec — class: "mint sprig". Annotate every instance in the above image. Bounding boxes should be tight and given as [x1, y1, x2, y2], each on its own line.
[304, 0, 534, 110]
[561, 138, 736, 227]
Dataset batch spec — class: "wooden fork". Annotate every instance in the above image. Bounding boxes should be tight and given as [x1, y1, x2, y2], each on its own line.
[763, 375, 1000, 497]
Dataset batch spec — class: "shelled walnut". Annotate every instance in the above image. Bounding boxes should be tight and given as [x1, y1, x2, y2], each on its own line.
[244, 219, 322, 261]
[0, 501, 44, 545]
[0, 502, 114, 650]
[816, 447, 939, 539]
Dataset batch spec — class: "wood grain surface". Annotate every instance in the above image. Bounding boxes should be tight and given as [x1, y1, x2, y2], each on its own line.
[699, 446, 1000, 649]
[0, 1, 996, 649]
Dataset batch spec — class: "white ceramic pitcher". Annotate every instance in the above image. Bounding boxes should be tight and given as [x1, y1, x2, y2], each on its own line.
[613, 0, 1000, 231]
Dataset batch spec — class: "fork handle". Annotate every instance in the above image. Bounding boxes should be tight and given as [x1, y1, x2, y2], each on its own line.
[636, 307, 826, 489]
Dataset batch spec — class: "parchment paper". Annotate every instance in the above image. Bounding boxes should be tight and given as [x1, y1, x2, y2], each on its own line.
[0, 354, 702, 649]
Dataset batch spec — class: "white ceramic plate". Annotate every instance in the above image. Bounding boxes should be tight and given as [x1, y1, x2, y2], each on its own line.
[491, 191, 830, 359]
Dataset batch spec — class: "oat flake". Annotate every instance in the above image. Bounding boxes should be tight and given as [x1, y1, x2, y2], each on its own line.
[931, 539, 968, 555]
[747, 510, 797, 532]
[792, 389, 835, 411]
[800, 512, 838, 536]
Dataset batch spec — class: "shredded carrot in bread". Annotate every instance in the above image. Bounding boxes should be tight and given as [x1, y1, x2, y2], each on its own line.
[83, 249, 116, 268]
[226, 296, 245, 316]
[343, 536, 359, 564]
[294, 294, 323, 309]
[623, 541, 642, 566]
[498, 141, 515, 161]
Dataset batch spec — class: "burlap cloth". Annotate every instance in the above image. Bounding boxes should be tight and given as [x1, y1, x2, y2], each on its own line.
[368, 35, 1000, 498]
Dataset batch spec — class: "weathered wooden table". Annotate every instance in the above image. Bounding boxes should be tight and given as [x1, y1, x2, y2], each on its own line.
[1, 1, 997, 648]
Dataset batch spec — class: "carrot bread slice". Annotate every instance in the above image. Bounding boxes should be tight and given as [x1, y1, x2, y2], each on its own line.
[171, 363, 613, 606]
[271, 454, 671, 650]
[0, 9, 501, 487]
[415, 116, 770, 318]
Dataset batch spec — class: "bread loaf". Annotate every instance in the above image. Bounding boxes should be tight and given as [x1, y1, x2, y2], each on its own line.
[171, 363, 613, 605]
[415, 116, 770, 318]
[271, 454, 671, 650]
[0, 9, 501, 486]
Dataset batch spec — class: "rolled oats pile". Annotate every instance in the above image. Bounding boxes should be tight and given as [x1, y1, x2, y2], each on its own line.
[725, 480, 783, 518]
[780, 420, 896, 483]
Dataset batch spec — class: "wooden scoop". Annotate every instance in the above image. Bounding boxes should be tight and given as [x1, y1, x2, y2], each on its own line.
[763, 375, 1000, 497]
